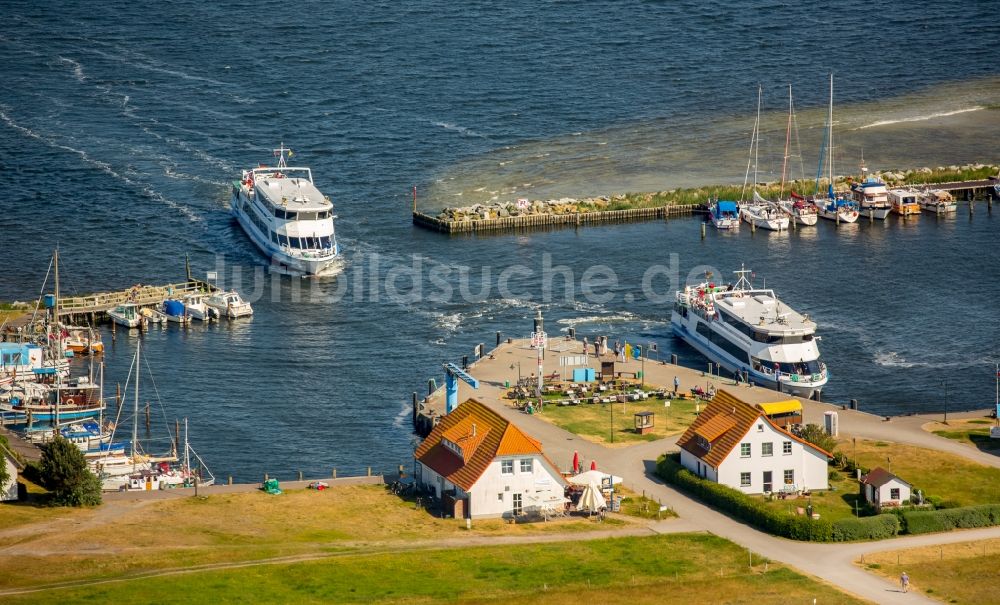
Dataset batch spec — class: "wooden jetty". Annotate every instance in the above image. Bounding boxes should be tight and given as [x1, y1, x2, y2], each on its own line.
[2, 279, 220, 331]
[912, 178, 1000, 200]
[413, 204, 704, 234]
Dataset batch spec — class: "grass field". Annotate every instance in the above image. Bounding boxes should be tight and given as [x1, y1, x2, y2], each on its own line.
[841, 437, 1000, 508]
[0, 484, 649, 590]
[3, 533, 866, 605]
[537, 397, 700, 446]
[926, 417, 1000, 451]
[860, 537, 1000, 604]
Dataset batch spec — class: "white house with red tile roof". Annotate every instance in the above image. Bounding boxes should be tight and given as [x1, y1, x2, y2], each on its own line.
[676, 390, 831, 494]
[415, 399, 567, 519]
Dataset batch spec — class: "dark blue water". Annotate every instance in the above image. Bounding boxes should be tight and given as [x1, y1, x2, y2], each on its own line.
[2, 1, 998, 480]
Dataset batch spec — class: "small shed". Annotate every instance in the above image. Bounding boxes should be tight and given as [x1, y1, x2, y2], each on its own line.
[634, 411, 654, 435]
[860, 467, 911, 511]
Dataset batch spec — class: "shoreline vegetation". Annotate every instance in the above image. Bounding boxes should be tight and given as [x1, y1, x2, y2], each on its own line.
[428, 163, 998, 222]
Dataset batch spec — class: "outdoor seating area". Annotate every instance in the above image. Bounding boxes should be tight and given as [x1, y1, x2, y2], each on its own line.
[506, 378, 673, 409]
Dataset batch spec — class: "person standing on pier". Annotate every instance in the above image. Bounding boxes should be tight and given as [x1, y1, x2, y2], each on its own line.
[674, 376, 680, 397]
[582, 336, 589, 357]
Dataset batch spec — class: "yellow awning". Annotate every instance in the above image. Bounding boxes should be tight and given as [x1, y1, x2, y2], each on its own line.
[756, 400, 802, 416]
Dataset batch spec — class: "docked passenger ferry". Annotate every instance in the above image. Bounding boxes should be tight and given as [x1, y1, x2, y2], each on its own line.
[670, 265, 828, 399]
[231, 145, 340, 275]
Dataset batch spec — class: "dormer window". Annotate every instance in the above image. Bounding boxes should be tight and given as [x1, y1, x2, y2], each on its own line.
[442, 438, 463, 457]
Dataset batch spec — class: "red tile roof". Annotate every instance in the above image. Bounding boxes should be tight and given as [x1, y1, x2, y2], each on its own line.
[861, 467, 910, 488]
[676, 389, 831, 468]
[415, 399, 562, 492]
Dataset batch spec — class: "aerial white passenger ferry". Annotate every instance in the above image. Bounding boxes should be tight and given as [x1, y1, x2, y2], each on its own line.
[231, 144, 340, 275]
[670, 265, 828, 399]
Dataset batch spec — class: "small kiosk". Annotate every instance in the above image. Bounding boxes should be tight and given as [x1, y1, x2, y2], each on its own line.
[634, 411, 654, 435]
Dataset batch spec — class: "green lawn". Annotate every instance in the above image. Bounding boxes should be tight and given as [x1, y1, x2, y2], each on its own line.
[3, 534, 866, 605]
[538, 396, 700, 445]
[755, 469, 864, 522]
[928, 417, 1000, 451]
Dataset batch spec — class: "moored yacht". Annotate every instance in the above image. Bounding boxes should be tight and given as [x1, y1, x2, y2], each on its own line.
[205, 290, 253, 318]
[917, 189, 956, 213]
[670, 265, 828, 399]
[709, 200, 740, 230]
[778, 195, 819, 226]
[231, 144, 340, 275]
[889, 189, 921, 216]
[741, 194, 789, 231]
[850, 172, 892, 220]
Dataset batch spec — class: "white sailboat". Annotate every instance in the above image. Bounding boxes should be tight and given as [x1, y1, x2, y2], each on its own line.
[812, 74, 859, 224]
[776, 85, 818, 226]
[206, 290, 253, 318]
[739, 86, 789, 232]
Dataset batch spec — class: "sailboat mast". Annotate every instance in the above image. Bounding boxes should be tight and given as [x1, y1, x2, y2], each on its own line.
[781, 84, 792, 196]
[53, 248, 62, 359]
[754, 85, 762, 195]
[828, 74, 835, 197]
[132, 342, 140, 468]
[184, 418, 190, 473]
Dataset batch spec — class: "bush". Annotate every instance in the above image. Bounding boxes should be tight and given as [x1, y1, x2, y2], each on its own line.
[798, 424, 837, 455]
[903, 504, 1000, 535]
[831, 515, 900, 541]
[39, 436, 102, 507]
[656, 454, 833, 541]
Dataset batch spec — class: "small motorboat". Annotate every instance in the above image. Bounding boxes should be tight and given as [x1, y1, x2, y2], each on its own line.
[64, 327, 105, 354]
[139, 307, 168, 324]
[108, 304, 141, 328]
[183, 293, 218, 321]
[162, 299, 191, 324]
[206, 290, 253, 318]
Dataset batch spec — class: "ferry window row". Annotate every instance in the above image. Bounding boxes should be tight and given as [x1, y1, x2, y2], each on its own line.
[719, 310, 815, 345]
[243, 200, 271, 240]
[273, 209, 332, 221]
[750, 357, 823, 377]
[268, 231, 334, 250]
[696, 320, 751, 365]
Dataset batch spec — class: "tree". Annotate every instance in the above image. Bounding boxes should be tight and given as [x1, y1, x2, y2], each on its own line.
[39, 436, 102, 506]
[798, 423, 838, 455]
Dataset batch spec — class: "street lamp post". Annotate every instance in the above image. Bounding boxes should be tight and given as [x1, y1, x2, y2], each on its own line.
[942, 380, 949, 425]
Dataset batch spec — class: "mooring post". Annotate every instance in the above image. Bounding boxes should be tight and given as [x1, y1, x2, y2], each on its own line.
[700, 222, 706, 239]
[412, 392, 419, 425]
[367, 466, 372, 477]
[228, 475, 233, 485]
[332, 468, 337, 479]
[264, 473, 269, 482]
[496, 331, 502, 347]
[298, 470, 303, 481]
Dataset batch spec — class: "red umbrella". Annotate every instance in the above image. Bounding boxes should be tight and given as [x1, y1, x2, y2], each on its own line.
[572, 451, 580, 474]
[590, 460, 597, 471]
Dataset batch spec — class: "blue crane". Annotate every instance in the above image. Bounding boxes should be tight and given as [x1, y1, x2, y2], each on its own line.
[444, 362, 479, 414]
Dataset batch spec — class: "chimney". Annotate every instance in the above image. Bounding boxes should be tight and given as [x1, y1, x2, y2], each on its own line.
[471, 423, 477, 437]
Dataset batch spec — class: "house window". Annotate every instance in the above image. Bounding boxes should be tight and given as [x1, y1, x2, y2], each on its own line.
[740, 443, 751, 458]
[498, 493, 504, 501]
[501, 460, 513, 475]
[763, 471, 773, 493]
[890, 488, 900, 500]
[762, 442, 773, 457]
[512, 493, 522, 515]
[784, 469, 795, 485]
[740, 472, 751, 487]
[520, 459, 533, 473]
[757, 423, 764, 432]
[783, 441, 792, 455]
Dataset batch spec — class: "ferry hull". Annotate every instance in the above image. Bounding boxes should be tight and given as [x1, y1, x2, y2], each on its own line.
[670, 315, 825, 400]
[231, 201, 340, 276]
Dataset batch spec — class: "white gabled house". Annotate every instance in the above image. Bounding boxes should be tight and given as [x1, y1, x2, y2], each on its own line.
[1, 443, 22, 502]
[415, 399, 567, 520]
[860, 467, 911, 511]
[676, 390, 831, 494]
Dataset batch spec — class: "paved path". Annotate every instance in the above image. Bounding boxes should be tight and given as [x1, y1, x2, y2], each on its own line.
[448, 338, 1000, 604]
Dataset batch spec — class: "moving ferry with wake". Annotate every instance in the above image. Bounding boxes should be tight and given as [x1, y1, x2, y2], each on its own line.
[231, 144, 339, 275]
[670, 265, 827, 399]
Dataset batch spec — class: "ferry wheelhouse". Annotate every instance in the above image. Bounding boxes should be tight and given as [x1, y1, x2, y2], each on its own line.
[231, 145, 339, 275]
[670, 266, 827, 399]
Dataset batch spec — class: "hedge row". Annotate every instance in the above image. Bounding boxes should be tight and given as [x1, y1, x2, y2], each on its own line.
[903, 504, 1000, 535]
[656, 454, 899, 542]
